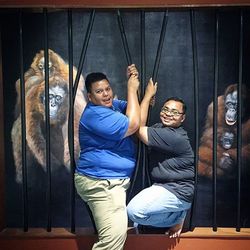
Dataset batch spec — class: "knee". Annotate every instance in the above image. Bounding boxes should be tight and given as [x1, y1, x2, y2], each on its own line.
[103, 223, 127, 247]
[112, 226, 127, 240]
[127, 202, 136, 220]
[127, 202, 146, 223]
[97, 226, 127, 249]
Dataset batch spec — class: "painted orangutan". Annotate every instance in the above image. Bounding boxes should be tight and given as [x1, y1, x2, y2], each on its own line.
[198, 83, 250, 178]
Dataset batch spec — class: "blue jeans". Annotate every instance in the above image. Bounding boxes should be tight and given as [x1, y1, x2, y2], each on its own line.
[127, 183, 191, 228]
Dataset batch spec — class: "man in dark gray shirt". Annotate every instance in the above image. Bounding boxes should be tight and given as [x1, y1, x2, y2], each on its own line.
[127, 78, 194, 238]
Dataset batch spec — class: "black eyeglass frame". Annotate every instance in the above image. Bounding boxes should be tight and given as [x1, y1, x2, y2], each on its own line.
[161, 106, 184, 116]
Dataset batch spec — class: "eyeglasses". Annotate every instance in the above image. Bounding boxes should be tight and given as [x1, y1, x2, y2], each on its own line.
[161, 106, 184, 117]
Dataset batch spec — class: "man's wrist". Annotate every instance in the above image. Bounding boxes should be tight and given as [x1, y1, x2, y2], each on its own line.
[127, 86, 139, 92]
[144, 94, 153, 102]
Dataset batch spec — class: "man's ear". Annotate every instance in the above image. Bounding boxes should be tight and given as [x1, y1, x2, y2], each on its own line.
[181, 114, 186, 123]
[87, 92, 92, 102]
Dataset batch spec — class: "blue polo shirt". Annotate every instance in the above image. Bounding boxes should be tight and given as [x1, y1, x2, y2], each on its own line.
[76, 99, 136, 179]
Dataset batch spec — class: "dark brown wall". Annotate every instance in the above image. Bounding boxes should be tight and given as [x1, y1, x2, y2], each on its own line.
[1, 233, 250, 250]
[0, 0, 249, 8]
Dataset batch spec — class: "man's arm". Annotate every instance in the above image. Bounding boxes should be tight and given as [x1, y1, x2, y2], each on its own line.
[137, 78, 157, 144]
[124, 65, 141, 137]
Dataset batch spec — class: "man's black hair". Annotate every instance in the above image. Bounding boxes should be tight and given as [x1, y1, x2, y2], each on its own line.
[164, 97, 187, 114]
[85, 72, 109, 93]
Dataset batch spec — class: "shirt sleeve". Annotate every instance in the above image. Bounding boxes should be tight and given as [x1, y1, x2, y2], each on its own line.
[83, 106, 129, 140]
[113, 99, 127, 113]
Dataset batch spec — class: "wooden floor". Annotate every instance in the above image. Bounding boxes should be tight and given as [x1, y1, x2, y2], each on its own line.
[1, 227, 250, 250]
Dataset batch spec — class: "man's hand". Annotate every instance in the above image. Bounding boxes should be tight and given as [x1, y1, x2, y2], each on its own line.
[128, 74, 140, 92]
[150, 96, 156, 107]
[145, 78, 157, 100]
[127, 64, 139, 79]
[125, 65, 140, 137]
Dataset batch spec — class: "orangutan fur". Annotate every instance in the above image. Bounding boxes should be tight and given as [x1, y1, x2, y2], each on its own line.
[11, 50, 87, 183]
[198, 84, 250, 179]
[14, 49, 86, 117]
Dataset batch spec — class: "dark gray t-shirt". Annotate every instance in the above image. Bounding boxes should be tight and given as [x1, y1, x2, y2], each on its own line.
[148, 123, 194, 203]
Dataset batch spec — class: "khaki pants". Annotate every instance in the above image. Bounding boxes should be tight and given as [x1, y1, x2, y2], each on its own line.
[75, 173, 130, 250]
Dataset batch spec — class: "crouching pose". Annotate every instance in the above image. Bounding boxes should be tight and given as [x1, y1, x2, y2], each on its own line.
[127, 78, 194, 238]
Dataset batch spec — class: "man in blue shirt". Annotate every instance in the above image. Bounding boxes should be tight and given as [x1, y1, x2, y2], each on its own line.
[75, 64, 140, 250]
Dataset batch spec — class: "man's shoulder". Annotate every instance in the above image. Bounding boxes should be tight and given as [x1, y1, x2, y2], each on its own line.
[149, 125, 189, 142]
[84, 103, 111, 114]
[176, 126, 188, 134]
[112, 99, 127, 112]
[81, 104, 111, 124]
[151, 123, 163, 128]
[150, 124, 180, 133]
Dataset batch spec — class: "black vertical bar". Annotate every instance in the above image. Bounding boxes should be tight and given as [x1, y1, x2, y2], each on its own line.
[19, 9, 28, 232]
[43, 8, 52, 232]
[140, 10, 146, 102]
[140, 10, 146, 189]
[144, 10, 168, 188]
[67, 9, 75, 233]
[236, 9, 243, 232]
[72, 10, 97, 233]
[212, 10, 219, 232]
[117, 9, 132, 66]
[146, 10, 168, 125]
[117, 9, 146, 201]
[127, 10, 145, 201]
[152, 10, 168, 82]
[73, 10, 95, 101]
[189, 9, 199, 231]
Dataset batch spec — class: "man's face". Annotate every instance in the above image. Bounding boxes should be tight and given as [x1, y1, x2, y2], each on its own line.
[87, 79, 114, 108]
[160, 100, 185, 127]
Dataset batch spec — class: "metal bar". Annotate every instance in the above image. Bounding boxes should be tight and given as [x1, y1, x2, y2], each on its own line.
[144, 146, 151, 187]
[127, 10, 145, 201]
[189, 9, 199, 231]
[140, 10, 146, 100]
[67, 9, 76, 233]
[117, 9, 132, 65]
[152, 10, 168, 82]
[43, 8, 52, 232]
[236, 9, 243, 232]
[147, 10, 168, 124]
[140, 10, 147, 189]
[144, 10, 169, 188]
[19, 9, 29, 232]
[140, 11, 152, 188]
[73, 10, 95, 101]
[72, 9, 97, 233]
[116, 9, 147, 200]
[212, 10, 219, 232]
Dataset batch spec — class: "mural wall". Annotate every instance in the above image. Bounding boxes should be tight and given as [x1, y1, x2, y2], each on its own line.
[1, 8, 250, 228]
